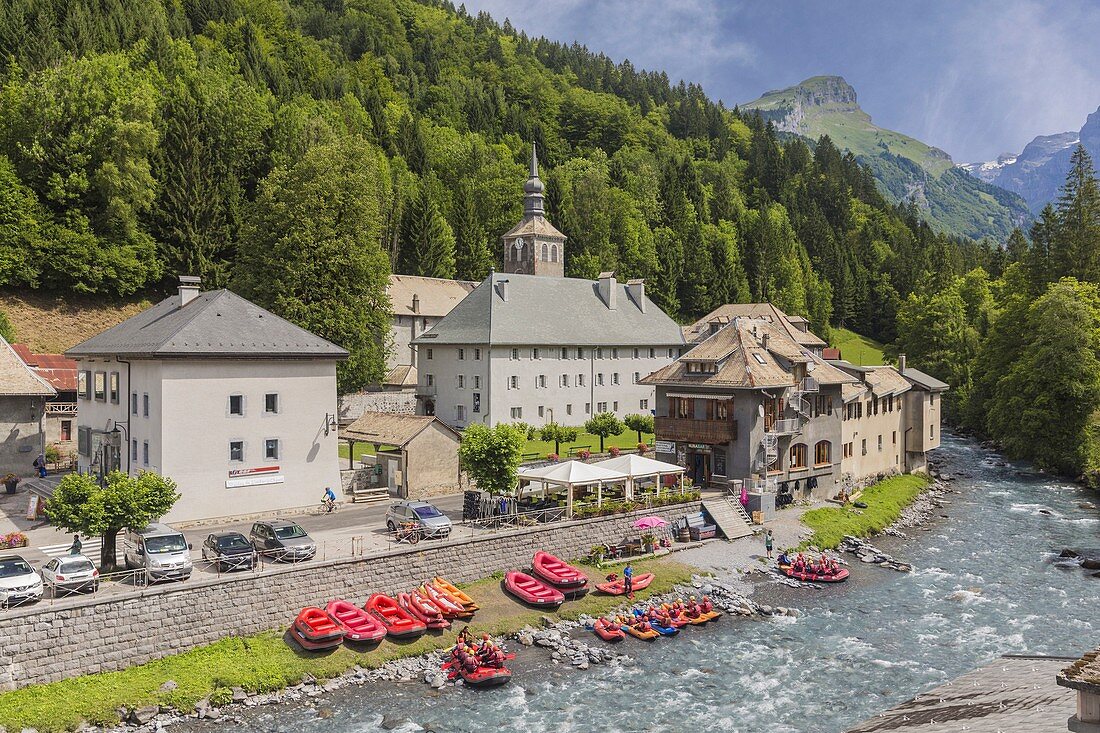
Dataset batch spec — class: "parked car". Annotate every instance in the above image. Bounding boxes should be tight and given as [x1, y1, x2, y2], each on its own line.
[41, 554, 99, 594]
[0, 555, 43, 606]
[385, 500, 453, 539]
[122, 523, 193, 582]
[249, 520, 316, 562]
[201, 532, 257, 572]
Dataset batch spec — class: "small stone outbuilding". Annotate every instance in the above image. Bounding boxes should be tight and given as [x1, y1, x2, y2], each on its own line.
[343, 412, 461, 499]
[0, 335, 55, 476]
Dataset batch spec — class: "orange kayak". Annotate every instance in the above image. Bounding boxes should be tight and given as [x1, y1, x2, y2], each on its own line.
[431, 577, 479, 611]
[421, 583, 474, 619]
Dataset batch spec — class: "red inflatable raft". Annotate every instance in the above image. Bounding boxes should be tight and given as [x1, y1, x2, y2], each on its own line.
[779, 564, 850, 583]
[325, 599, 387, 643]
[592, 618, 625, 642]
[443, 650, 515, 688]
[290, 606, 345, 650]
[398, 591, 450, 630]
[531, 551, 589, 590]
[595, 572, 655, 595]
[503, 571, 565, 607]
[365, 593, 428, 638]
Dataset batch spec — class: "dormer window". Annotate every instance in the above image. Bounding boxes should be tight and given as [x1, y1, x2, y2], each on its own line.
[752, 353, 767, 365]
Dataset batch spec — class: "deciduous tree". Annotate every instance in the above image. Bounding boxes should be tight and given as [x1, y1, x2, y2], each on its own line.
[458, 423, 525, 495]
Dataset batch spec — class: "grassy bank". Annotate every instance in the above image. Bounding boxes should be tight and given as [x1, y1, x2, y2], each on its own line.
[829, 327, 885, 366]
[798, 473, 931, 549]
[0, 556, 695, 732]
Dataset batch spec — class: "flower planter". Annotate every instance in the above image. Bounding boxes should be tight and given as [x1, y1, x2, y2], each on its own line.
[4, 479, 17, 494]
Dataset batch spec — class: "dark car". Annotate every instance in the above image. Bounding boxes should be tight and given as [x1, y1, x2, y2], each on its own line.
[249, 519, 316, 562]
[201, 532, 257, 571]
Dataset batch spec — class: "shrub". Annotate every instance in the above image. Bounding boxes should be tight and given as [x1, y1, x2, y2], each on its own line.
[45, 445, 61, 463]
[609, 446, 621, 457]
[547, 453, 559, 462]
[637, 442, 648, 453]
[578, 449, 591, 460]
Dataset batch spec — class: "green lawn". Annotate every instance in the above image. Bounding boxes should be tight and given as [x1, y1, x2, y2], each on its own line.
[829, 327, 886, 366]
[521, 430, 654, 459]
[0, 556, 694, 732]
[798, 473, 931, 550]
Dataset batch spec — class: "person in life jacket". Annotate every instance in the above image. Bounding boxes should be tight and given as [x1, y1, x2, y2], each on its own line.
[701, 595, 714, 614]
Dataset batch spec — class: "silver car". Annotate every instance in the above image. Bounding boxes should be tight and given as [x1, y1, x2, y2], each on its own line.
[385, 501, 453, 539]
[41, 554, 99, 594]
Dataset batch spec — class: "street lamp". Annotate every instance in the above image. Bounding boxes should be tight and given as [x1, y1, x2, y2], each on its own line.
[107, 419, 129, 474]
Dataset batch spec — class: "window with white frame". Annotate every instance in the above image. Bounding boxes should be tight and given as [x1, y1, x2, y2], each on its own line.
[142, 440, 149, 465]
[229, 440, 244, 462]
[457, 375, 465, 389]
[143, 393, 149, 417]
[131, 392, 138, 415]
[533, 348, 540, 359]
[229, 394, 244, 416]
[510, 407, 522, 419]
[458, 348, 465, 360]
[596, 373, 604, 386]
[612, 348, 618, 359]
[93, 372, 106, 401]
[511, 348, 519, 360]
[576, 374, 585, 387]
[456, 405, 467, 422]
[566, 404, 573, 416]
[668, 348, 674, 358]
[633, 372, 640, 384]
[633, 348, 639, 358]
[426, 374, 435, 386]
[537, 375, 546, 388]
[585, 402, 591, 414]
[109, 372, 120, 403]
[265, 393, 279, 414]
[426, 348, 433, 360]
[576, 348, 583, 359]
[131, 439, 138, 461]
[538, 406, 544, 418]
[509, 376, 519, 389]
[597, 348, 603, 359]
[612, 372, 619, 385]
[639, 399, 649, 410]
[649, 348, 655, 358]
[265, 439, 280, 460]
[560, 374, 568, 387]
[613, 401, 618, 411]
[561, 348, 568, 359]
[475, 348, 481, 360]
[597, 401, 607, 412]
[473, 375, 481, 389]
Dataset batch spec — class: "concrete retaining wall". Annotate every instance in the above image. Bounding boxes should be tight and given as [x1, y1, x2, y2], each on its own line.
[0, 502, 700, 690]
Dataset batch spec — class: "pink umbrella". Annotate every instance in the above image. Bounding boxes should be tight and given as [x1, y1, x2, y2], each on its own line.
[633, 516, 668, 529]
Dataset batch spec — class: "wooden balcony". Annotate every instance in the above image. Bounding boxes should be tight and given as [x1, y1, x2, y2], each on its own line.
[655, 416, 737, 444]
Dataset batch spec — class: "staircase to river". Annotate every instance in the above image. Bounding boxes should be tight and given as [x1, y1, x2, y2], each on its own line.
[701, 498, 754, 540]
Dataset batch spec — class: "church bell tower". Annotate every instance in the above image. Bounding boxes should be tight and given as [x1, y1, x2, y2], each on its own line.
[502, 143, 567, 277]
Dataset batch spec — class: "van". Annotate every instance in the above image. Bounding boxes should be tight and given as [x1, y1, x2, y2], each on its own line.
[122, 523, 193, 581]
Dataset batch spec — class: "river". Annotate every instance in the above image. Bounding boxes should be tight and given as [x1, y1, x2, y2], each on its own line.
[218, 434, 1099, 733]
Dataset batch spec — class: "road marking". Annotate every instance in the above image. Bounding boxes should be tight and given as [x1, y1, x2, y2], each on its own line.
[37, 540, 103, 559]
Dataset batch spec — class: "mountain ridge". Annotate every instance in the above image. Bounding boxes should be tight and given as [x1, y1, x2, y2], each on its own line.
[961, 108, 1100, 212]
[743, 75, 1030, 240]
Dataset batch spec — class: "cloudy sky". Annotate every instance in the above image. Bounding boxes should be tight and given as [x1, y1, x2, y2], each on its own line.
[460, 0, 1100, 163]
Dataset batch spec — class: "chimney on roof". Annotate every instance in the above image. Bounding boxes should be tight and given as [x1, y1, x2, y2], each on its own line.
[898, 353, 906, 372]
[412, 293, 420, 315]
[598, 272, 617, 310]
[762, 333, 770, 350]
[626, 279, 646, 313]
[178, 275, 201, 307]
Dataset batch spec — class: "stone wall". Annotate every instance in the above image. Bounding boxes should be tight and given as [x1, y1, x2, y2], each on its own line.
[338, 390, 416, 423]
[0, 502, 700, 690]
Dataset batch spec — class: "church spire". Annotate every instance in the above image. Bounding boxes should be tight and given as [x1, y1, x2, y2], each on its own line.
[523, 142, 545, 217]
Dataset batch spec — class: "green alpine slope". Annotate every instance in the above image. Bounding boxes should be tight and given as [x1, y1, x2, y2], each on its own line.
[744, 76, 1030, 240]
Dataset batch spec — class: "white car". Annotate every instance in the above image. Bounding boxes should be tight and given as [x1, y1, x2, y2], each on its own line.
[41, 554, 99, 594]
[0, 555, 43, 606]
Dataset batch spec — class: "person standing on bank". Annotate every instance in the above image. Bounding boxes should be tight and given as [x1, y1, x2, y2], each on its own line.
[764, 529, 774, 559]
[623, 564, 634, 599]
[69, 534, 82, 556]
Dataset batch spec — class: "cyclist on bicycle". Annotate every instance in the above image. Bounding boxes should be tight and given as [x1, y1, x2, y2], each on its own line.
[322, 486, 337, 512]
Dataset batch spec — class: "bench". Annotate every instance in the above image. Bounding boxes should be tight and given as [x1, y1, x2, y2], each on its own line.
[682, 511, 716, 541]
[566, 444, 593, 456]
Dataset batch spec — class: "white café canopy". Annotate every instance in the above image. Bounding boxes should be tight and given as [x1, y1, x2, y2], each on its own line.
[592, 453, 686, 498]
[517, 460, 629, 516]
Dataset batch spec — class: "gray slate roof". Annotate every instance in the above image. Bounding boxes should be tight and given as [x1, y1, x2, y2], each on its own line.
[67, 290, 348, 359]
[411, 273, 685, 347]
[901, 367, 950, 392]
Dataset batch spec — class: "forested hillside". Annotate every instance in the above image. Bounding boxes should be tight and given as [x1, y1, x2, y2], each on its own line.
[896, 147, 1100, 482]
[0, 0, 999, 391]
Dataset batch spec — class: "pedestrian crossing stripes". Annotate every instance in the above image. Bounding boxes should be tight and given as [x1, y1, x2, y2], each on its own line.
[38, 539, 102, 559]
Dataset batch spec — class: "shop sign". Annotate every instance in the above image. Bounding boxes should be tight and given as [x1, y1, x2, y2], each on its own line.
[226, 474, 285, 489]
[654, 440, 675, 454]
[687, 443, 711, 452]
[229, 465, 280, 478]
